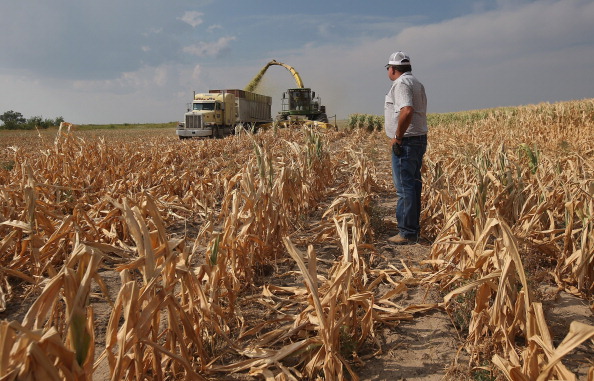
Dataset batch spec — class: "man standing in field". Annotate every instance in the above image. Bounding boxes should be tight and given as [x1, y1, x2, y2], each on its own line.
[384, 51, 428, 245]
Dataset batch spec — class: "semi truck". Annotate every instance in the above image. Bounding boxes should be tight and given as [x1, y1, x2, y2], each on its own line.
[176, 89, 272, 139]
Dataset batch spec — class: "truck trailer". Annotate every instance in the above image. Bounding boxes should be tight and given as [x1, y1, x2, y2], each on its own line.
[176, 89, 272, 139]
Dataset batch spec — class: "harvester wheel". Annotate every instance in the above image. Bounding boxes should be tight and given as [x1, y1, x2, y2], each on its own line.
[315, 113, 328, 123]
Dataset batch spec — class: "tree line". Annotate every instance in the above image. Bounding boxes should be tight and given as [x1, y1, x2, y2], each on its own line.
[0, 110, 65, 130]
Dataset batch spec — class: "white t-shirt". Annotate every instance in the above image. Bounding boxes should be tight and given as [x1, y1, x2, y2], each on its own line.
[384, 72, 427, 139]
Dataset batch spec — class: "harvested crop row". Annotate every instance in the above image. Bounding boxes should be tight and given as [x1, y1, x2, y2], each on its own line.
[0, 99, 592, 380]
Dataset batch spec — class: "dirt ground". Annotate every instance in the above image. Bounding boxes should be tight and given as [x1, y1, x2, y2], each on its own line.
[352, 195, 461, 380]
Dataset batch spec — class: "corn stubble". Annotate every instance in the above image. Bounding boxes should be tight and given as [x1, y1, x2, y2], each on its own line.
[426, 100, 594, 380]
[0, 99, 593, 380]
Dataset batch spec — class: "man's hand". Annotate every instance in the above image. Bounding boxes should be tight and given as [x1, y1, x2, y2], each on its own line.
[391, 139, 403, 156]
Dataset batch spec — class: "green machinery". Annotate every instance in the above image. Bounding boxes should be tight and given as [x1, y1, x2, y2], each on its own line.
[245, 60, 329, 125]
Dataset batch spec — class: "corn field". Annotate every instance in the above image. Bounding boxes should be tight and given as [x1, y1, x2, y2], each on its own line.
[0, 99, 593, 380]
[347, 114, 384, 132]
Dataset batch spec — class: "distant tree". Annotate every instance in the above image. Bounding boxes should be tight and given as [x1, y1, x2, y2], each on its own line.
[26, 115, 58, 129]
[1, 111, 66, 130]
[0, 110, 26, 130]
[27, 116, 44, 130]
[43, 118, 55, 128]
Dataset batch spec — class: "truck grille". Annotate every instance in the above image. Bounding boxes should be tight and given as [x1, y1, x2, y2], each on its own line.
[185, 114, 202, 129]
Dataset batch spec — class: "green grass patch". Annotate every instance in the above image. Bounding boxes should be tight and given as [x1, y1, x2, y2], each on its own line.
[427, 107, 517, 126]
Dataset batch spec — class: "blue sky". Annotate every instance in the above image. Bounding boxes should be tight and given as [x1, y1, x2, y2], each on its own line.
[1, 0, 593, 124]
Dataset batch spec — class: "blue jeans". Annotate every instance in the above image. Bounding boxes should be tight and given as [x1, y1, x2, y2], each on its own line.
[391, 135, 427, 239]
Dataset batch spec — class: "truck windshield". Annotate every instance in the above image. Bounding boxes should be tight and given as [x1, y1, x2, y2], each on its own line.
[193, 102, 215, 111]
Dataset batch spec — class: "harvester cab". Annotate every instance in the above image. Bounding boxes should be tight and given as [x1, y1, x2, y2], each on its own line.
[279, 88, 328, 123]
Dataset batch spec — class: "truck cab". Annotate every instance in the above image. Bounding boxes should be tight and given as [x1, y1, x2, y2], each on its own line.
[176, 89, 272, 139]
[176, 92, 236, 138]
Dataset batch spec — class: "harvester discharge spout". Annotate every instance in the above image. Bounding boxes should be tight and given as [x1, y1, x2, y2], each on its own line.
[245, 60, 304, 92]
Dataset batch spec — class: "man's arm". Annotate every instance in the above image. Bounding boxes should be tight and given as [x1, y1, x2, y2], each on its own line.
[391, 106, 414, 146]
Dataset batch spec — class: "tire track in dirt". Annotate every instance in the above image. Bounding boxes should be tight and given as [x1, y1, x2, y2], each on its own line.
[356, 193, 462, 380]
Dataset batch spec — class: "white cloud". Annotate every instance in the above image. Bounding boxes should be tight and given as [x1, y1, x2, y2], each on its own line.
[7, 63, 195, 124]
[182, 36, 237, 57]
[192, 65, 202, 81]
[207, 24, 223, 33]
[317, 23, 334, 38]
[142, 27, 163, 37]
[384, 0, 594, 111]
[2, 0, 592, 124]
[245, 0, 594, 118]
[153, 66, 169, 87]
[72, 65, 174, 92]
[179, 11, 204, 28]
[397, 0, 594, 67]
